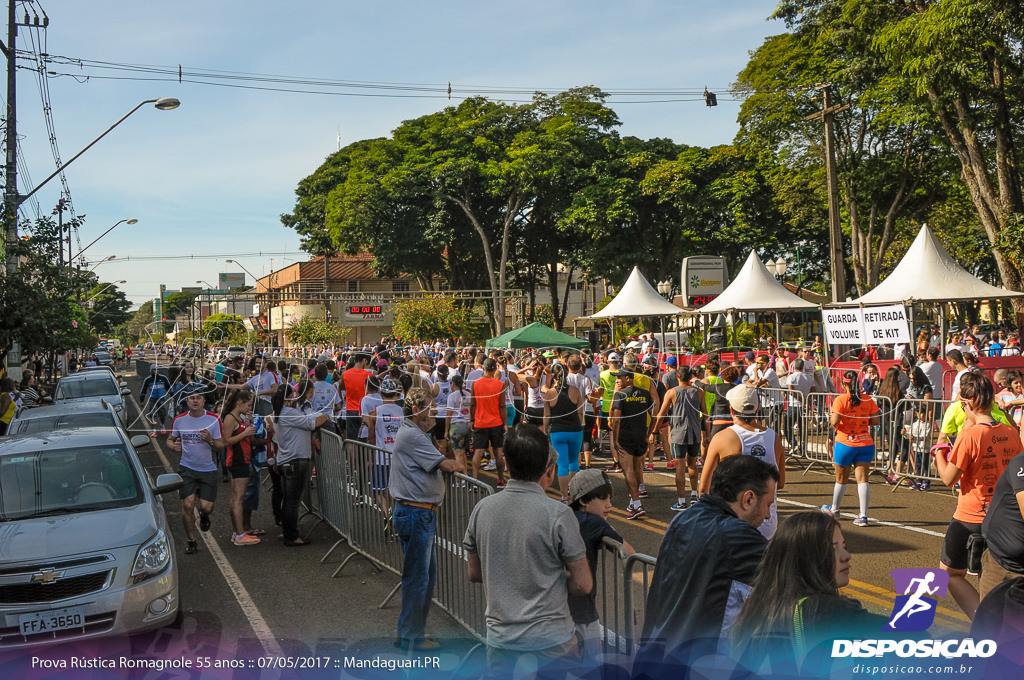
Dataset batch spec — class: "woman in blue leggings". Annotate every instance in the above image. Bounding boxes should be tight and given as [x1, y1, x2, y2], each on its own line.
[543, 362, 586, 503]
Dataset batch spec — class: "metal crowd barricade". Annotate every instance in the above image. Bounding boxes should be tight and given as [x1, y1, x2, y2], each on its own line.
[433, 472, 493, 641]
[314, 430, 491, 641]
[755, 386, 800, 456]
[593, 537, 630, 656]
[882, 398, 951, 491]
[621, 551, 658, 655]
[800, 392, 836, 473]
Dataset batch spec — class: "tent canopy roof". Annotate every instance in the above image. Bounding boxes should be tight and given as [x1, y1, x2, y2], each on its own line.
[589, 266, 687, 318]
[697, 250, 820, 313]
[851, 224, 1024, 305]
[484, 322, 589, 350]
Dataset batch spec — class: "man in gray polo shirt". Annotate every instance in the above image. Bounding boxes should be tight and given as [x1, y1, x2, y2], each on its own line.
[464, 424, 592, 678]
[390, 387, 465, 651]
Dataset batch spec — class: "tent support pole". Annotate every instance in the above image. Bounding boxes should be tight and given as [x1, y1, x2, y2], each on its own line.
[939, 304, 946, 360]
[731, 311, 738, 359]
[775, 311, 781, 346]
[675, 316, 681, 356]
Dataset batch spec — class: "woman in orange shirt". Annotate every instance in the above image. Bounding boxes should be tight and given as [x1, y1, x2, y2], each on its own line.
[821, 371, 880, 528]
[933, 373, 1023, 619]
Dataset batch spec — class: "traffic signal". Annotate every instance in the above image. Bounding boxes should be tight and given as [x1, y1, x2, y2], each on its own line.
[704, 87, 717, 107]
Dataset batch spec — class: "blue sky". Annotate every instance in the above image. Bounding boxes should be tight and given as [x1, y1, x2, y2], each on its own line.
[12, 1, 781, 307]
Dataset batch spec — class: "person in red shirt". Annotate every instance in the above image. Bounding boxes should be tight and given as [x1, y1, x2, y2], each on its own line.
[342, 354, 373, 441]
[470, 358, 507, 488]
[933, 372, 1023, 619]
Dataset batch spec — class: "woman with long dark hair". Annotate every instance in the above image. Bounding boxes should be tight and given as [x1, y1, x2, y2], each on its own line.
[220, 388, 260, 546]
[732, 512, 885, 668]
[543, 362, 585, 502]
[266, 379, 330, 546]
[821, 370, 879, 527]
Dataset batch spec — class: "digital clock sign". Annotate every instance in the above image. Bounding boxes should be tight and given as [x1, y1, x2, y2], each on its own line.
[349, 305, 383, 315]
[688, 294, 718, 307]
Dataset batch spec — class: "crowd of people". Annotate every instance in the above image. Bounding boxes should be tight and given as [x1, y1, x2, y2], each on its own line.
[8, 328, 1024, 676]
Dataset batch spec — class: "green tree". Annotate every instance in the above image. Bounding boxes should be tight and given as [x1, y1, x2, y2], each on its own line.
[0, 215, 95, 364]
[86, 282, 132, 336]
[772, 0, 1024, 313]
[391, 296, 471, 344]
[284, 314, 351, 347]
[163, 291, 198, 317]
[202, 313, 250, 345]
[122, 301, 155, 342]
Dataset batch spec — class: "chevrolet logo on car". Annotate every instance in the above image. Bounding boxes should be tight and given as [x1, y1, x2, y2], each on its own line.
[30, 569, 65, 585]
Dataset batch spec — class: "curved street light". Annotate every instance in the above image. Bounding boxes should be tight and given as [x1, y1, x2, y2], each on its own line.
[76, 218, 138, 262]
[224, 259, 258, 283]
[19, 98, 181, 206]
[85, 280, 127, 304]
[84, 255, 117, 276]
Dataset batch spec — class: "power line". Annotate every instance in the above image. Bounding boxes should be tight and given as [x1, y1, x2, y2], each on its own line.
[29, 52, 737, 104]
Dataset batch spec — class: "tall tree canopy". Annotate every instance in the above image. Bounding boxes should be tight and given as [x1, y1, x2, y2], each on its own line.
[769, 0, 1024, 313]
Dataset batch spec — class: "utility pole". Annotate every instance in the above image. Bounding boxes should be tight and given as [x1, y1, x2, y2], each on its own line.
[2, 0, 20, 378]
[806, 83, 850, 304]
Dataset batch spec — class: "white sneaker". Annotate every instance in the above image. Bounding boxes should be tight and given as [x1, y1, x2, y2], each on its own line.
[483, 460, 497, 471]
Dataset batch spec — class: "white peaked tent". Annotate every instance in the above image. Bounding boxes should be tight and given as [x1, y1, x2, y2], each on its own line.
[852, 224, 1024, 304]
[590, 266, 687, 318]
[697, 250, 819, 313]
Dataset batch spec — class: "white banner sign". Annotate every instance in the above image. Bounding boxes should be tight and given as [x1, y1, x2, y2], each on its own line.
[823, 305, 910, 345]
[861, 305, 912, 344]
[823, 309, 864, 344]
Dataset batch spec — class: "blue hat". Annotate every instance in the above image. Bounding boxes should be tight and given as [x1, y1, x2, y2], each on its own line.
[665, 356, 677, 366]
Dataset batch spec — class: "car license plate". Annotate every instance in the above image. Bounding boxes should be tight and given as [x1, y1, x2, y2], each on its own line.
[19, 607, 85, 636]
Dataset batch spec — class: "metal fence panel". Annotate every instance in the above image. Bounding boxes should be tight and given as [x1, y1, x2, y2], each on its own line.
[883, 398, 951, 489]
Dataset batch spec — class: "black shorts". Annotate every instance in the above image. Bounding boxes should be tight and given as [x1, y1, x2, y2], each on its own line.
[941, 518, 983, 571]
[228, 461, 251, 479]
[671, 442, 701, 459]
[179, 467, 218, 502]
[525, 407, 545, 426]
[473, 426, 505, 451]
[583, 413, 596, 446]
[618, 441, 647, 458]
[431, 419, 447, 441]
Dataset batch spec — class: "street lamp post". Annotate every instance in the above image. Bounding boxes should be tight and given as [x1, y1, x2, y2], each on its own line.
[83, 255, 116, 277]
[226, 258, 271, 347]
[75, 219, 137, 264]
[3, 97, 179, 380]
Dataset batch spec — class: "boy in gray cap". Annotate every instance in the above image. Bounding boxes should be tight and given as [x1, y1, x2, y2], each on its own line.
[568, 469, 635, 658]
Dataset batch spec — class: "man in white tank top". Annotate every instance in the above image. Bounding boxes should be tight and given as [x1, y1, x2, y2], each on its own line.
[697, 385, 786, 539]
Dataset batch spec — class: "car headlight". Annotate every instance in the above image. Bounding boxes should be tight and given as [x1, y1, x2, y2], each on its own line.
[132, 530, 171, 583]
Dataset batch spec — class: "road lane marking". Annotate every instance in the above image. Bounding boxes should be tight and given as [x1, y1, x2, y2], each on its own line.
[128, 392, 283, 656]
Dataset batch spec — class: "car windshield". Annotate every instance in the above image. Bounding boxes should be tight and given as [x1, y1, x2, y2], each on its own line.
[0, 446, 142, 520]
[56, 379, 118, 399]
[12, 413, 118, 435]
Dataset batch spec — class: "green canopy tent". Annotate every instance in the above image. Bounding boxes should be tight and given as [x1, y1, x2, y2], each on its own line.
[485, 322, 589, 351]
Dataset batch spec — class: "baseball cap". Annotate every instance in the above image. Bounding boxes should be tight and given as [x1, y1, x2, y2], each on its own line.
[643, 355, 658, 367]
[607, 352, 620, 362]
[726, 384, 759, 415]
[744, 351, 756, 361]
[379, 378, 401, 395]
[612, 368, 634, 378]
[665, 356, 677, 366]
[568, 469, 610, 505]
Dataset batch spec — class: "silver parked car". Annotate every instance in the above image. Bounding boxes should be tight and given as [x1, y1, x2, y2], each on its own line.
[6, 401, 122, 436]
[53, 372, 131, 426]
[0, 427, 182, 647]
